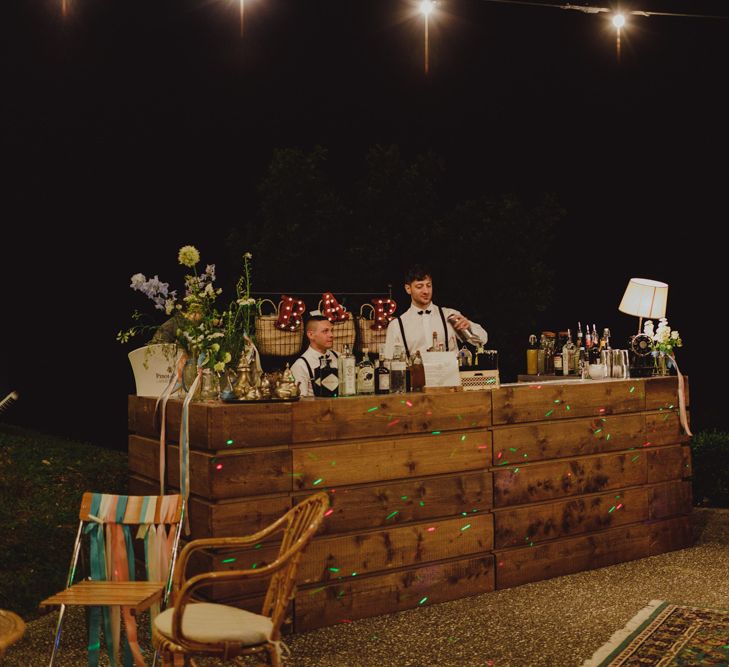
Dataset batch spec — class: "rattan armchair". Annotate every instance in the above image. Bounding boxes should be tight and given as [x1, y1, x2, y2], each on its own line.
[152, 491, 329, 667]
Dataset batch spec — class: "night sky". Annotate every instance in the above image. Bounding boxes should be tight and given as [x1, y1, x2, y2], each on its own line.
[3, 0, 726, 448]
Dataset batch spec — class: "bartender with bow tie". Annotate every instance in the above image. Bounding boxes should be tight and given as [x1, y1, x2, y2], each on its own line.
[291, 315, 339, 397]
[384, 265, 488, 359]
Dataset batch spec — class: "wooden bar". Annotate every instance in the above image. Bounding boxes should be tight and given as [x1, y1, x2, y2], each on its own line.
[128, 375, 692, 629]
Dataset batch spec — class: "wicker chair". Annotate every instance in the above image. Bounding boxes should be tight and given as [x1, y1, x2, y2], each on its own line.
[152, 491, 329, 667]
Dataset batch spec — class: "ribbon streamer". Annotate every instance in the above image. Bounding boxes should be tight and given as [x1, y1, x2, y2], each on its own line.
[179, 357, 203, 534]
[668, 354, 692, 437]
[154, 352, 187, 495]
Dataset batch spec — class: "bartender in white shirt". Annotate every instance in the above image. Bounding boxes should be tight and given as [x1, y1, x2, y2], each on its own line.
[291, 316, 339, 397]
[384, 265, 488, 359]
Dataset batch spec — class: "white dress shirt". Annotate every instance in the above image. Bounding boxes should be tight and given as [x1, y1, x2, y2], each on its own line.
[384, 303, 488, 359]
[291, 345, 339, 397]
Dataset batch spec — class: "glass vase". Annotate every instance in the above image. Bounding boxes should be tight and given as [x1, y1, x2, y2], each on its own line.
[655, 352, 670, 376]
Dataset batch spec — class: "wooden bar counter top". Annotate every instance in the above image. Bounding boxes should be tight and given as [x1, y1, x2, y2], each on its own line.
[128, 376, 691, 631]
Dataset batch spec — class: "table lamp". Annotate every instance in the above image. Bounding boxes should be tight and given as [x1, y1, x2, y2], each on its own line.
[618, 278, 668, 334]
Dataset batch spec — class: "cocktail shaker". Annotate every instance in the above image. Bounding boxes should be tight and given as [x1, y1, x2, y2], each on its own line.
[447, 313, 482, 346]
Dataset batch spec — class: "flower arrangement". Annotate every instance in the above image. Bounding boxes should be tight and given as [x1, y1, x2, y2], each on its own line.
[118, 246, 259, 375]
[644, 318, 683, 356]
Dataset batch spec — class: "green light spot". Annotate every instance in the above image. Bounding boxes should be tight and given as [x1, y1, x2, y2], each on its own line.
[254, 543, 262, 549]
[523, 453, 528, 458]
[367, 406, 379, 412]
[226, 439, 234, 445]
[337, 590, 345, 598]
[251, 562, 258, 569]
[554, 399, 561, 404]
[460, 523, 471, 531]
[629, 386, 635, 393]
[401, 495, 408, 500]
[514, 468, 520, 473]
[509, 447, 517, 452]
[631, 455, 640, 462]
[608, 506, 616, 513]
[221, 557, 236, 564]
[545, 409, 554, 417]
[419, 501, 425, 507]
[594, 428, 603, 434]
[329, 567, 340, 572]
[431, 431, 441, 435]
[565, 405, 571, 411]
[606, 434, 611, 441]
[500, 460, 510, 465]
[313, 478, 323, 486]
[457, 415, 463, 420]
[330, 461, 336, 466]
[351, 572, 358, 577]
[462, 512, 468, 516]
[461, 435, 467, 441]
[386, 511, 399, 520]
[419, 597, 428, 605]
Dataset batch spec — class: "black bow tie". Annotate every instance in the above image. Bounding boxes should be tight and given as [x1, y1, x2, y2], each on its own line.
[319, 355, 331, 361]
[417, 310, 432, 315]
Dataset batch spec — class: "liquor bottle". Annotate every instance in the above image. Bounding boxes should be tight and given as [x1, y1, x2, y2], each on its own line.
[541, 331, 556, 374]
[390, 345, 407, 393]
[585, 326, 593, 354]
[315, 355, 339, 397]
[527, 334, 539, 375]
[562, 329, 575, 376]
[554, 331, 568, 375]
[430, 331, 438, 352]
[473, 342, 485, 370]
[573, 324, 584, 374]
[458, 345, 473, 369]
[356, 348, 375, 395]
[410, 351, 426, 391]
[602, 327, 612, 350]
[339, 344, 357, 396]
[375, 358, 390, 394]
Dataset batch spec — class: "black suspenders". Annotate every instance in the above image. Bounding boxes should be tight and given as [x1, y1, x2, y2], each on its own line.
[397, 308, 450, 355]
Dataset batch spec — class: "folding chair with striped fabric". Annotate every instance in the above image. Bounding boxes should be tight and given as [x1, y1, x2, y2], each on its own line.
[42, 492, 184, 667]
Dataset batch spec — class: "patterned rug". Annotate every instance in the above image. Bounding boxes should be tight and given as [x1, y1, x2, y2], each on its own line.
[583, 600, 729, 666]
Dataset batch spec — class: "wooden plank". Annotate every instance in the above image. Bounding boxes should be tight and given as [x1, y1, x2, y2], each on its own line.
[648, 480, 692, 520]
[295, 555, 495, 631]
[291, 392, 490, 443]
[492, 413, 646, 465]
[493, 451, 647, 508]
[682, 446, 692, 479]
[187, 495, 292, 539]
[494, 523, 650, 589]
[645, 376, 689, 410]
[646, 411, 687, 446]
[493, 487, 649, 548]
[128, 395, 294, 449]
[646, 445, 685, 484]
[293, 472, 493, 536]
[649, 515, 692, 555]
[128, 435, 292, 500]
[298, 515, 493, 585]
[292, 430, 490, 490]
[492, 379, 645, 425]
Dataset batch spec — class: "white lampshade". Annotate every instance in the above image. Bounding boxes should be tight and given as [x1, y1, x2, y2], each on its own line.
[618, 278, 668, 320]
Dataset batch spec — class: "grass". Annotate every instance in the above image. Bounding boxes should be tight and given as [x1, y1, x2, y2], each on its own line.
[0, 424, 127, 620]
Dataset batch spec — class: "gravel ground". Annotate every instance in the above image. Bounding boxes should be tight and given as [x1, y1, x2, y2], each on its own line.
[5, 508, 728, 667]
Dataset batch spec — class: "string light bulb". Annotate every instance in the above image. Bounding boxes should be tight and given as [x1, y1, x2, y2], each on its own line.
[613, 13, 626, 28]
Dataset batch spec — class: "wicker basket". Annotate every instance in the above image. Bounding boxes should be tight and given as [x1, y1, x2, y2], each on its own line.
[318, 300, 356, 355]
[356, 304, 388, 355]
[254, 298, 304, 357]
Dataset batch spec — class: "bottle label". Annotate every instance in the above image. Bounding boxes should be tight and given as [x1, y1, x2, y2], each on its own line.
[554, 356, 563, 371]
[379, 374, 390, 391]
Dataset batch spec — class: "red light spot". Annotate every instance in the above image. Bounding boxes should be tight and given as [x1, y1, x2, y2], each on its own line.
[215, 463, 223, 470]
[324, 509, 334, 517]
[599, 407, 606, 413]
[427, 527, 436, 532]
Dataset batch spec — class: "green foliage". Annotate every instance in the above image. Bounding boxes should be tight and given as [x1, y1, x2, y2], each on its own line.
[691, 430, 729, 507]
[0, 425, 127, 619]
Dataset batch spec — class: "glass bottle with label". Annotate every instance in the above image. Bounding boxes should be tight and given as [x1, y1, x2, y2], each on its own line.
[339, 344, 357, 396]
[562, 329, 576, 376]
[527, 334, 539, 375]
[554, 331, 568, 375]
[390, 345, 407, 393]
[356, 348, 375, 395]
[375, 357, 391, 394]
[410, 351, 426, 391]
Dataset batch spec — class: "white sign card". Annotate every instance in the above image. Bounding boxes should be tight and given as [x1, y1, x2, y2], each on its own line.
[421, 351, 461, 388]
